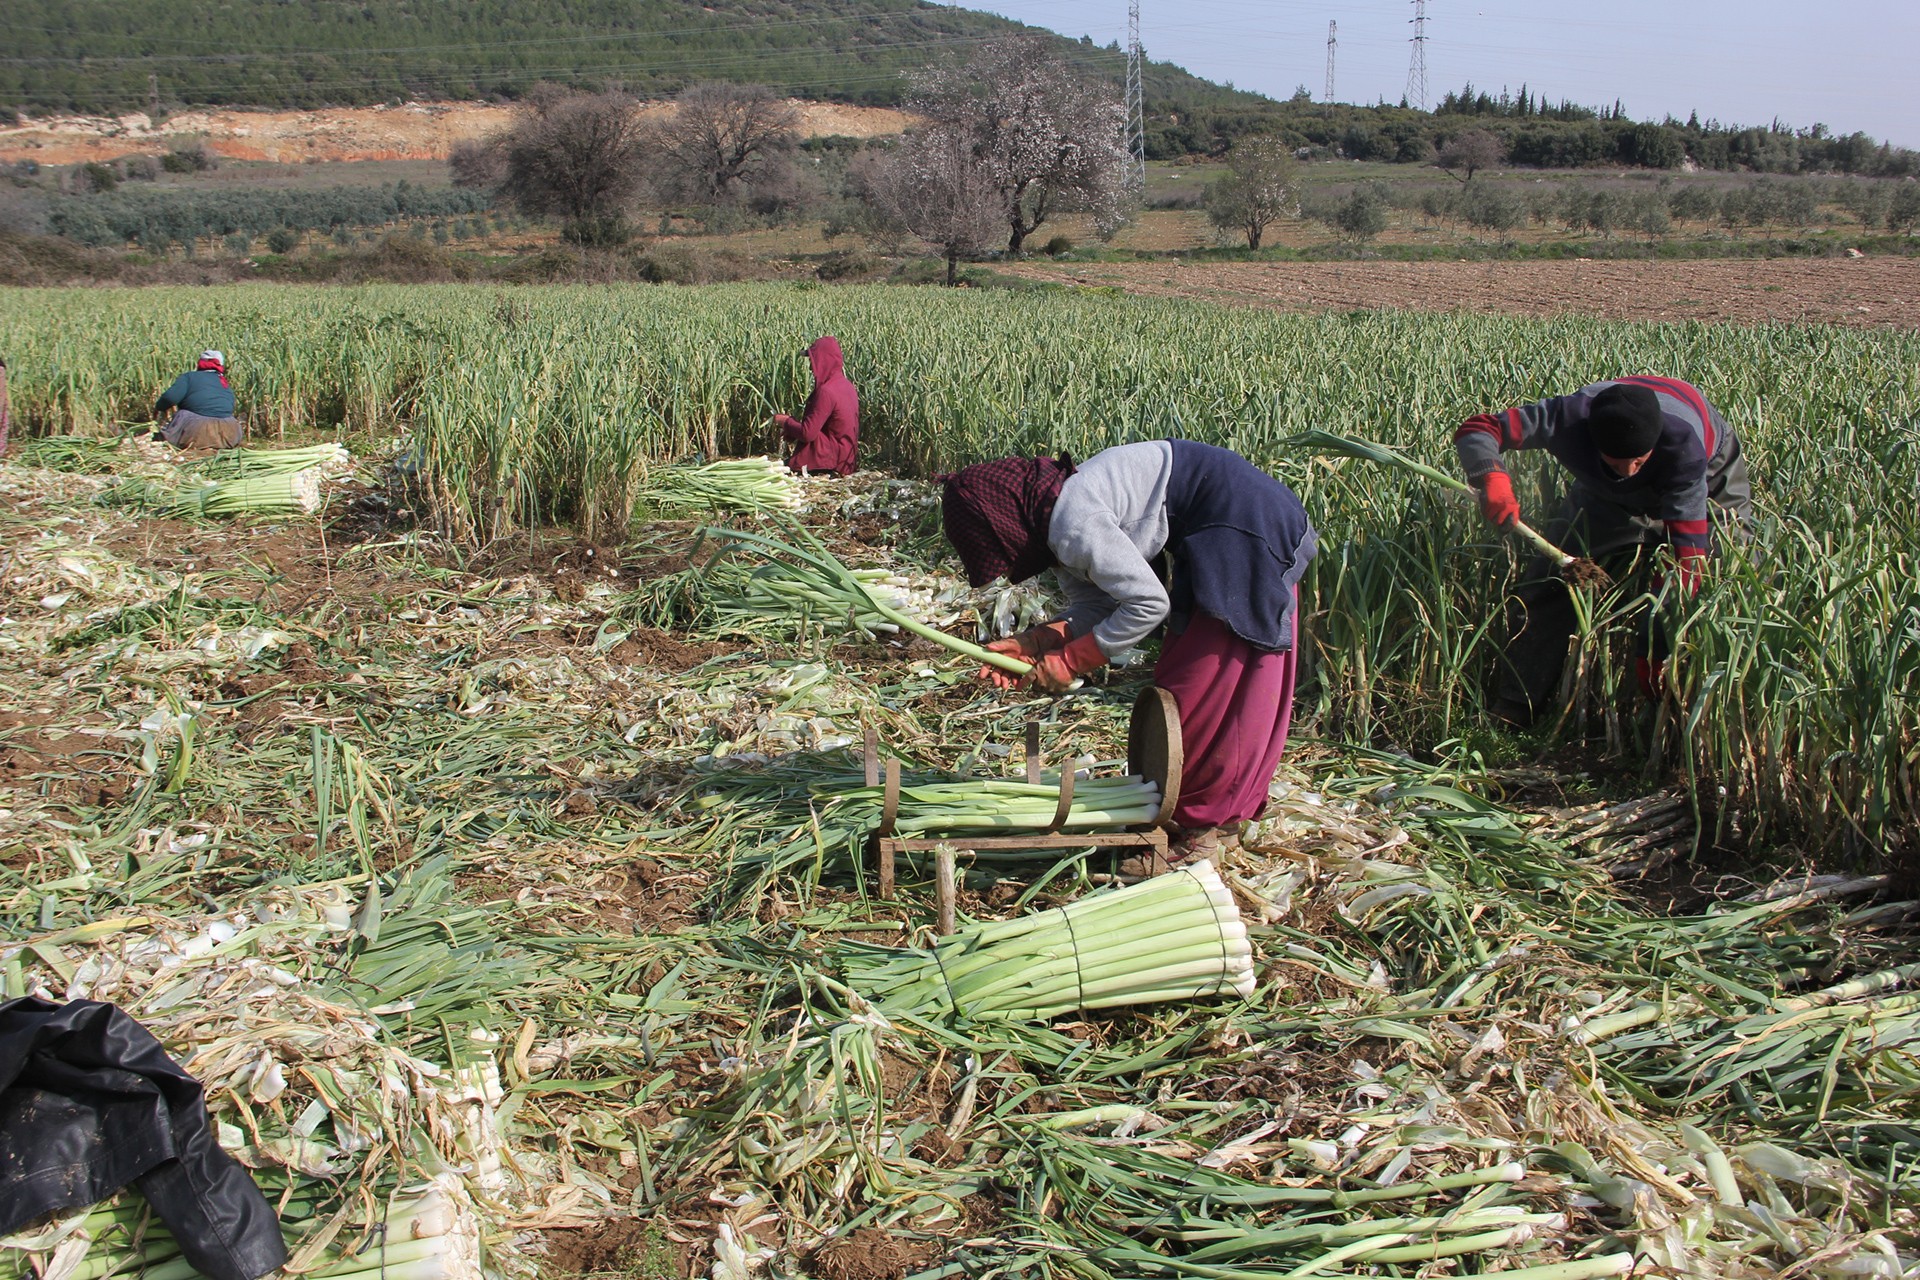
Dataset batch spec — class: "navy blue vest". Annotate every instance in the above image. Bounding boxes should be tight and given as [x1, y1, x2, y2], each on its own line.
[1163, 440, 1318, 651]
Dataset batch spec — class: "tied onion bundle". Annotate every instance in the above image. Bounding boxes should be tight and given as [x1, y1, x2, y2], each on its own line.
[647, 457, 802, 516]
[841, 860, 1254, 1022]
[195, 443, 352, 480]
[169, 467, 326, 518]
[100, 444, 347, 519]
[825, 773, 1162, 835]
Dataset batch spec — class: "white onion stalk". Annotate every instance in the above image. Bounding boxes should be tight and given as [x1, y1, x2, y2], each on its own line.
[841, 860, 1255, 1022]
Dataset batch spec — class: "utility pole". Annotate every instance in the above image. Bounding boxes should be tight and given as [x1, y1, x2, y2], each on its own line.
[1324, 20, 1337, 105]
[149, 73, 160, 116]
[1125, 0, 1147, 193]
[1405, 0, 1429, 112]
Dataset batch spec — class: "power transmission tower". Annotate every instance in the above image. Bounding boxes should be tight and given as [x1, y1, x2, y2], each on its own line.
[1125, 0, 1147, 192]
[1324, 21, 1337, 104]
[1405, 0, 1429, 111]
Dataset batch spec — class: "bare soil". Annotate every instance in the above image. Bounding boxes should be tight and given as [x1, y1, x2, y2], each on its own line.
[0, 101, 911, 166]
[997, 256, 1920, 329]
[808, 1228, 937, 1280]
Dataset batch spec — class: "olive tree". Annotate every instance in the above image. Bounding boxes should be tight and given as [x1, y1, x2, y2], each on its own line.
[1435, 129, 1506, 185]
[1204, 134, 1300, 250]
[908, 36, 1130, 256]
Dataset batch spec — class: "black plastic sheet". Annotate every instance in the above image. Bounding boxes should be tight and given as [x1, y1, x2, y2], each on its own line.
[0, 996, 288, 1280]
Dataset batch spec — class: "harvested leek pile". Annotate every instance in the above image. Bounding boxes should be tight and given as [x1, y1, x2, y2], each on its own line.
[642, 455, 802, 516]
[0, 863, 575, 1280]
[832, 772, 1162, 835]
[843, 860, 1252, 1021]
[101, 444, 352, 519]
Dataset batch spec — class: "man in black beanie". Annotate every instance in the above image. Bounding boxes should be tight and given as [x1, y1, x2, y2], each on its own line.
[1454, 376, 1751, 726]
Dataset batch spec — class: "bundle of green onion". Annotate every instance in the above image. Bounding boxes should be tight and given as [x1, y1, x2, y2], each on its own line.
[98, 444, 347, 519]
[166, 467, 327, 518]
[647, 457, 802, 516]
[713, 559, 913, 636]
[825, 773, 1162, 835]
[695, 525, 1031, 678]
[1, 1183, 479, 1280]
[195, 443, 352, 480]
[841, 860, 1254, 1022]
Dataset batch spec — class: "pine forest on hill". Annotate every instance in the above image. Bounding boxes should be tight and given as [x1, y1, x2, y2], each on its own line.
[2, 0, 1264, 120]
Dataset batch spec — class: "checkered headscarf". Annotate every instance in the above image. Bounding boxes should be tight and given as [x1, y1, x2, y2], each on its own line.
[940, 453, 1076, 587]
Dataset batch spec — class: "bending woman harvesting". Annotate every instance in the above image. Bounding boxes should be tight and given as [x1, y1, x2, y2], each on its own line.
[941, 440, 1318, 862]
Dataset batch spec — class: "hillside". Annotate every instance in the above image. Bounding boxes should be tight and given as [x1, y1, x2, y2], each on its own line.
[2, 0, 1273, 120]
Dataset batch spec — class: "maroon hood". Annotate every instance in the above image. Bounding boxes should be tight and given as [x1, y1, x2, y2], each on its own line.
[806, 336, 843, 384]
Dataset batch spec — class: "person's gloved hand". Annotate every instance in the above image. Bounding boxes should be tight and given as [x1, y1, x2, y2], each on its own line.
[978, 621, 1071, 689]
[1030, 633, 1107, 693]
[1673, 546, 1706, 595]
[1477, 471, 1520, 528]
[1635, 656, 1667, 700]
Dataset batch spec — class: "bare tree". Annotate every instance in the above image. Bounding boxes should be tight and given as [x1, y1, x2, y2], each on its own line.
[1204, 134, 1301, 250]
[863, 126, 1007, 285]
[909, 36, 1130, 256]
[462, 84, 647, 246]
[447, 136, 504, 191]
[1435, 129, 1506, 185]
[647, 82, 800, 209]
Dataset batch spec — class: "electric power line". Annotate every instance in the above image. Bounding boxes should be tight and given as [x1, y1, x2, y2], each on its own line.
[1125, 0, 1147, 192]
[1324, 20, 1336, 104]
[1406, 0, 1429, 111]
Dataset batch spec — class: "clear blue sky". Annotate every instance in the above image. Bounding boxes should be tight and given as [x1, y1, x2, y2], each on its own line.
[975, 1, 1920, 149]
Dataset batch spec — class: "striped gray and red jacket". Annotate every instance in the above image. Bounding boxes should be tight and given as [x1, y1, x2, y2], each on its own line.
[1453, 376, 1745, 574]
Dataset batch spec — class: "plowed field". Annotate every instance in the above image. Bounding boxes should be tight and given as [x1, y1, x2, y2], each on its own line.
[999, 255, 1920, 328]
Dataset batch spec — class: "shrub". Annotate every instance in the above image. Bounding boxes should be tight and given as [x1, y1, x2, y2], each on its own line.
[1042, 235, 1074, 256]
[265, 228, 298, 254]
[814, 249, 886, 282]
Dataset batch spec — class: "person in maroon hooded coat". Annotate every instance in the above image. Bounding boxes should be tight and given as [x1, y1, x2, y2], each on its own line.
[775, 336, 859, 476]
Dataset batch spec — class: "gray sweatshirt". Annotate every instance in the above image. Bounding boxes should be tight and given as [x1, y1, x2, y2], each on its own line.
[1048, 441, 1175, 656]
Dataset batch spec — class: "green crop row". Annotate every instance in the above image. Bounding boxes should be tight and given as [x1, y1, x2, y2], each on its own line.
[3, 284, 1915, 867]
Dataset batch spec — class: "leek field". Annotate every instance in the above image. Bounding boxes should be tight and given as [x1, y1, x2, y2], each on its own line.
[2, 283, 1918, 1280]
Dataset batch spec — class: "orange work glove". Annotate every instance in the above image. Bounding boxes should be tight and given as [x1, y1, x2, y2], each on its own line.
[978, 620, 1071, 690]
[1477, 471, 1520, 528]
[1030, 632, 1107, 693]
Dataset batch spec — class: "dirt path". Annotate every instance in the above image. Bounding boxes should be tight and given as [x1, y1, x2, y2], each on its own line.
[998, 256, 1920, 329]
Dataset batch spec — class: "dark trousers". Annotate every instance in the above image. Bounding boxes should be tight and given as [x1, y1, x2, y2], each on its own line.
[1496, 544, 1658, 718]
[1495, 495, 1747, 719]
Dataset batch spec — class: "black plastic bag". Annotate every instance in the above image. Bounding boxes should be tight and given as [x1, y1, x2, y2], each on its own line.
[0, 996, 288, 1280]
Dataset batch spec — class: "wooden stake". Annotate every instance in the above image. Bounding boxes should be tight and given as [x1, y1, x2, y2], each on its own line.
[934, 844, 958, 937]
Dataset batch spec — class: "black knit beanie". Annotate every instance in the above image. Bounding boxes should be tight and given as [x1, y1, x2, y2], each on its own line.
[1587, 384, 1663, 458]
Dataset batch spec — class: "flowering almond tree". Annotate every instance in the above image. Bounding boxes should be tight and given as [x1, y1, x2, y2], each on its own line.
[866, 125, 1008, 284]
[908, 37, 1131, 256]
